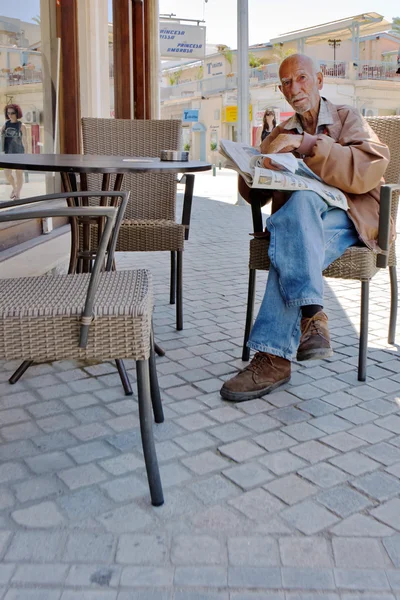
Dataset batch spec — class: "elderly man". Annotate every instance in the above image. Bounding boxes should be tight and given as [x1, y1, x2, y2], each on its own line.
[221, 53, 390, 403]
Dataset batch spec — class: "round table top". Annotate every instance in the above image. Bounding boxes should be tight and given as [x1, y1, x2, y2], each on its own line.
[0, 154, 212, 174]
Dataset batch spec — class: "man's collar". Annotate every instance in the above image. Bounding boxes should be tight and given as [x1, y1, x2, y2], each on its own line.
[282, 97, 334, 133]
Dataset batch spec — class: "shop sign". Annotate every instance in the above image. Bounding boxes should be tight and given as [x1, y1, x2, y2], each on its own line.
[160, 22, 206, 59]
[222, 105, 253, 122]
[183, 109, 199, 122]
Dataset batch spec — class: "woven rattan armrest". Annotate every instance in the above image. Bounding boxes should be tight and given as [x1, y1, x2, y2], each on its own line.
[377, 184, 400, 268]
[0, 191, 130, 271]
[0, 204, 118, 348]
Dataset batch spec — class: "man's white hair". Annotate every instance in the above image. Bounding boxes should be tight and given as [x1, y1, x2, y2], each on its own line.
[279, 54, 321, 78]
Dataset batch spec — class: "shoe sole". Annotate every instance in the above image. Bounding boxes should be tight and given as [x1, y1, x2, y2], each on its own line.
[297, 347, 333, 361]
[220, 377, 291, 403]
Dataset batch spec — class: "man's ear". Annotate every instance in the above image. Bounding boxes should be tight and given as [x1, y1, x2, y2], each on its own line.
[278, 84, 283, 94]
[316, 72, 323, 90]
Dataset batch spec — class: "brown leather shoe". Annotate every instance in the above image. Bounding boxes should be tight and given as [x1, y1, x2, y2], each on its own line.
[220, 352, 291, 402]
[297, 311, 333, 361]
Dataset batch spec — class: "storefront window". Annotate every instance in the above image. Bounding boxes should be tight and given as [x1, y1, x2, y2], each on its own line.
[0, 2, 46, 204]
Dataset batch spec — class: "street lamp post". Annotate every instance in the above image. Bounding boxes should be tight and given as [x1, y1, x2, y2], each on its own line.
[328, 38, 341, 62]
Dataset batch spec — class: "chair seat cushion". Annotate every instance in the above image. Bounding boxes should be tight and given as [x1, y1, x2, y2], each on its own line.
[116, 220, 185, 252]
[249, 237, 379, 280]
[0, 270, 152, 362]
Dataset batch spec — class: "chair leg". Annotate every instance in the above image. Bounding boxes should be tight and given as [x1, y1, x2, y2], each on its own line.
[242, 269, 256, 362]
[358, 280, 369, 382]
[170, 251, 176, 305]
[176, 249, 183, 331]
[150, 329, 164, 424]
[136, 359, 164, 506]
[154, 342, 166, 357]
[9, 360, 33, 384]
[388, 265, 398, 345]
[115, 359, 133, 396]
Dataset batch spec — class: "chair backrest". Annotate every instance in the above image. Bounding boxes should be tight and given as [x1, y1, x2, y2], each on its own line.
[82, 118, 182, 221]
[366, 115, 400, 221]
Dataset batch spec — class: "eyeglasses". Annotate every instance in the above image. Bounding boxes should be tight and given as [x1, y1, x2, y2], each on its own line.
[7, 111, 16, 115]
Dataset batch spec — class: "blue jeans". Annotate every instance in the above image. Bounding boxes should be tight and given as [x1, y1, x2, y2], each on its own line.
[247, 191, 360, 361]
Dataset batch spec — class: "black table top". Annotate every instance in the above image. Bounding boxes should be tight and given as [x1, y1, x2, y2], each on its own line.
[0, 154, 212, 174]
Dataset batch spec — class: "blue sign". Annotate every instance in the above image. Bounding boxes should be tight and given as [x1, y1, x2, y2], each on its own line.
[183, 109, 199, 123]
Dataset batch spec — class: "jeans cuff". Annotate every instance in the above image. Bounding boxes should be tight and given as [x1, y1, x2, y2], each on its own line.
[246, 341, 294, 361]
[286, 297, 323, 308]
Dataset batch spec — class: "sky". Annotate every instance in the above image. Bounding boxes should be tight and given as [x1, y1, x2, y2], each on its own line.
[1, 0, 399, 48]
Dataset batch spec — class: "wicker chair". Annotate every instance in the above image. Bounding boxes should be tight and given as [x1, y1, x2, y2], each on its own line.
[0, 195, 164, 506]
[82, 118, 194, 331]
[242, 116, 400, 381]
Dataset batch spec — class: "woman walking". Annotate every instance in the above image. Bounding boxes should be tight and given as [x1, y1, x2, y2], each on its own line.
[1, 104, 27, 199]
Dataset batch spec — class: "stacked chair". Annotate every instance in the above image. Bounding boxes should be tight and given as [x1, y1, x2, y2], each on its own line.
[242, 116, 400, 381]
[82, 118, 195, 330]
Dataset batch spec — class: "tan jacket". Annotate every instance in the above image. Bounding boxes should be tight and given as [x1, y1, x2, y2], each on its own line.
[245, 99, 391, 252]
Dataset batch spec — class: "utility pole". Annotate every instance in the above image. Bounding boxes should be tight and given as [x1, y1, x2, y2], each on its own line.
[236, 0, 249, 205]
[328, 38, 341, 62]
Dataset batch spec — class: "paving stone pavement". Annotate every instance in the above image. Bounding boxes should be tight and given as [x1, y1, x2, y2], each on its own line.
[0, 180, 399, 599]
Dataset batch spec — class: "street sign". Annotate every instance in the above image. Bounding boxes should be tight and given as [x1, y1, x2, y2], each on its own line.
[160, 22, 206, 59]
[182, 109, 199, 122]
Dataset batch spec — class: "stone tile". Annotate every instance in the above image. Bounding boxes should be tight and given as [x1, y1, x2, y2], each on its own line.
[228, 566, 281, 589]
[330, 514, 394, 537]
[281, 567, 335, 590]
[229, 488, 284, 522]
[57, 488, 114, 521]
[0, 462, 28, 484]
[310, 415, 350, 434]
[332, 537, 389, 568]
[176, 413, 216, 431]
[299, 399, 336, 417]
[362, 442, 400, 465]
[175, 431, 216, 451]
[353, 471, 400, 501]
[181, 450, 230, 475]
[299, 463, 348, 488]
[241, 413, 282, 431]
[66, 440, 114, 464]
[98, 503, 153, 533]
[337, 406, 376, 424]
[255, 431, 297, 452]
[63, 532, 115, 562]
[210, 422, 252, 443]
[12, 501, 64, 528]
[100, 453, 143, 476]
[58, 464, 107, 490]
[189, 474, 240, 505]
[269, 407, 309, 425]
[223, 462, 274, 490]
[334, 568, 390, 591]
[383, 535, 400, 566]
[101, 474, 149, 502]
[321, 432, 364, 452]
[5, 531, 66, 562]
[316, 485, 372, 518]
[282, 422, 323, 442]
[322, 392, 359, 409]
[218, 440, 265, 462]
[265, 474, 318, 505]
[26, 451, 74, 475]
[329, 451, 380, 476]
[174, 566, 227, 587]
[259, 451, 307, 475]
[350, 424, 393, 443]
[228, 536, 279, 566]
[290, 441, 337, 464]
[281, 500, 339, 534]
[116, 534, 168, 564]
[370, 498, 400, 531]
[279, 537, 332, 567]
[4, 590, 62, 600]
[171, 535, 226, 565]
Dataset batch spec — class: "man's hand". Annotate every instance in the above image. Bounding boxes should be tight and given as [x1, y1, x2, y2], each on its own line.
[262, 133, 303, 154]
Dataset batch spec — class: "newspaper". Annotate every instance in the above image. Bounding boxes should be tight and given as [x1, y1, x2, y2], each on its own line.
[219, 139, 348, 211]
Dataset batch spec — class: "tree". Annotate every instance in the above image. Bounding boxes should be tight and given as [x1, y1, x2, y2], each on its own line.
[196, 65, 203, 80]
[392, 16, 400, 32]
[32, 15, 41, 25]
[248, 52, 262, 69]
[272, 44, 296, 64]
[221, 47, 234, 72]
